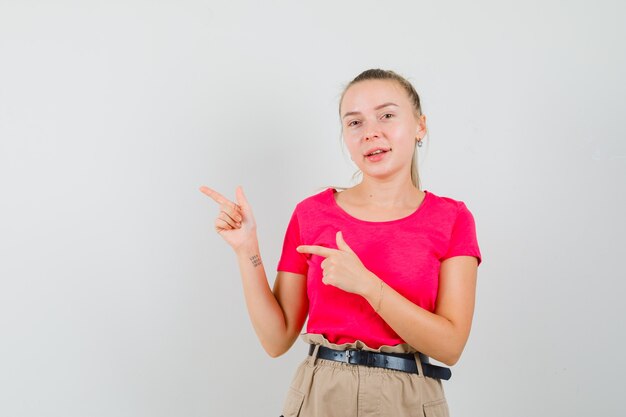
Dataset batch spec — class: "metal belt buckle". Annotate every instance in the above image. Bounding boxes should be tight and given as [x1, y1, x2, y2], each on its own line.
[345, 349, 354, 364]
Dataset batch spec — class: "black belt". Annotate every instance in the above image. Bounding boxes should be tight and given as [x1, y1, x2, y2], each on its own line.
[308, 345, 451, 380]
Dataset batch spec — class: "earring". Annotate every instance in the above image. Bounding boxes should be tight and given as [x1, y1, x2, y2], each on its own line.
[417, 137, 423, 148]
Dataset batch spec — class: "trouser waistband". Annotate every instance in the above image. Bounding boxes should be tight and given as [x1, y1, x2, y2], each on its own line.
[308, 344, 452, 380]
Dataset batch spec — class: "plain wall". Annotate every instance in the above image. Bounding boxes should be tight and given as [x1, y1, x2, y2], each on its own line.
[1, 1, 624, 416]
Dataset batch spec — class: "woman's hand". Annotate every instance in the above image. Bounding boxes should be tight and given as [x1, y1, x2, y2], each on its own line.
[296, 231, 378, 295]
[199, 185, 257, 252]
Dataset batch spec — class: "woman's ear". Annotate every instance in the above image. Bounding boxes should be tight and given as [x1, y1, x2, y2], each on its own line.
[416, 114, 427, 135]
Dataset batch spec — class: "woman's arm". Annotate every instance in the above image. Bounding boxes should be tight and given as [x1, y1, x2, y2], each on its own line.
[361, 255, 477, 366]
[200, 185, 308, 357]
[235, 240, 308, 357]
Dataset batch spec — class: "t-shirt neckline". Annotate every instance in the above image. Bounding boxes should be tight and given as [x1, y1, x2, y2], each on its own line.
[327, 188, 430, 225]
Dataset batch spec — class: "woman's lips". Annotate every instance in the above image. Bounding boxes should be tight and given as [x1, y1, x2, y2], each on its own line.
[364, 149, 390, 162]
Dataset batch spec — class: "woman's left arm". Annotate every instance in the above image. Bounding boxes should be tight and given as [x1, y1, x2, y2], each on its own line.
[362, 255, 478, 366]
[297, 231, 478, 366]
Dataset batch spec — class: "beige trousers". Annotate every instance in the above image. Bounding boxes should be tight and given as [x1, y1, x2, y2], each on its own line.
[281, 334, 450, 417]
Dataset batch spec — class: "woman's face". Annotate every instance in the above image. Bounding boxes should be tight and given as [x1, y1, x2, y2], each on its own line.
[340, 79, 426, 182]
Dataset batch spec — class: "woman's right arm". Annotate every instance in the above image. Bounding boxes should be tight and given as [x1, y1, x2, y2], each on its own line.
[200, 185, 308, 357]
[235, 240, 308, 357]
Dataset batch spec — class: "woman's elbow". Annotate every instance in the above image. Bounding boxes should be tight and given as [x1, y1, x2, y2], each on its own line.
[263, 344, 287, 358]
[432, 343, 464, 366]
[267, 350, 283, 358]
[439, 325, 470, 366]
[262, 337, 295, 358]
[440, 353, 460, 367]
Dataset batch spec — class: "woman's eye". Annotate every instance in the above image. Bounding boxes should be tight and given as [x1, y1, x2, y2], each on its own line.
[382, 113, 394, 119]
[348, 120, 360, 127]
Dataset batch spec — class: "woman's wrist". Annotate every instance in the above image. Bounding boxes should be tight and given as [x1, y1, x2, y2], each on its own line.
[234, 237, 260, 258]
[360, 273, 383, 303]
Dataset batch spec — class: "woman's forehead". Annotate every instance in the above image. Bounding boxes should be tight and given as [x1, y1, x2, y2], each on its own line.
[341, 79, 408, 112]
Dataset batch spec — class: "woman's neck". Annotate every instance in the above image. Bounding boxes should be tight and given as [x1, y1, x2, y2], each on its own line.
[350, 177, 421, 209]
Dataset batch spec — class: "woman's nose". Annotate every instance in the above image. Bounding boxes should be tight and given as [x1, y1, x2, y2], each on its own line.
[364, 122, 381, 141]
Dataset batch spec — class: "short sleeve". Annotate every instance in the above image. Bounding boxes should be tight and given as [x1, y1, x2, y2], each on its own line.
[441, 202, 482, 266]
[277, 208, 309, 275]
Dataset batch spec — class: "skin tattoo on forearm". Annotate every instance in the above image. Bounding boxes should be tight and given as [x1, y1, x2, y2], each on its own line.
[250, 254, 262, 267]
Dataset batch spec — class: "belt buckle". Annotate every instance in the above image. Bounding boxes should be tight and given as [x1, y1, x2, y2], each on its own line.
[344, 349, 355, 364]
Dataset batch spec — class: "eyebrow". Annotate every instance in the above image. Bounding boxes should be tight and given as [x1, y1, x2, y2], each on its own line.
[342, 102, 399, 119]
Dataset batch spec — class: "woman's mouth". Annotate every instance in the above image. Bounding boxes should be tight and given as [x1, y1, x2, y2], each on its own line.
[364, 148, 391, 162]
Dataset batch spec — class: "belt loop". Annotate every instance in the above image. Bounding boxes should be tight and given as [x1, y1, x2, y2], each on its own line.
[308, 344, 320, 366]
[413, 352, 425, 379]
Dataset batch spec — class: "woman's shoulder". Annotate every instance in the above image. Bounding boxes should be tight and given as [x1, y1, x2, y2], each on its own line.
[292, 187, 335, 211]
[425, 190, 474, 216]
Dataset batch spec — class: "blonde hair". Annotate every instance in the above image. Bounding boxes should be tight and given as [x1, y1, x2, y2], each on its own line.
[338, 69, 426, 190]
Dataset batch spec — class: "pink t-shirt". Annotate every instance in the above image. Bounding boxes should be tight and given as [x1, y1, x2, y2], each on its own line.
[277, 188, 482, 348]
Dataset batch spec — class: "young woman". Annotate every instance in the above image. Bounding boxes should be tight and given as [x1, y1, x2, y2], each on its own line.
[200, 69, 482, 417]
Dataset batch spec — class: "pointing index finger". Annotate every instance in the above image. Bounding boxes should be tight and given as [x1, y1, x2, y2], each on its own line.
[296, 245, 335, 258]
[199, 186, 235, 207]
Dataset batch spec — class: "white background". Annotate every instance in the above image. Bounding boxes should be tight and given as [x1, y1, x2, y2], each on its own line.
[1, 1, 624, 416]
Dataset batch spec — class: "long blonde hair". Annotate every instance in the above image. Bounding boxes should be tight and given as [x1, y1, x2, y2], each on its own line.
[337, 69, 427, 190]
